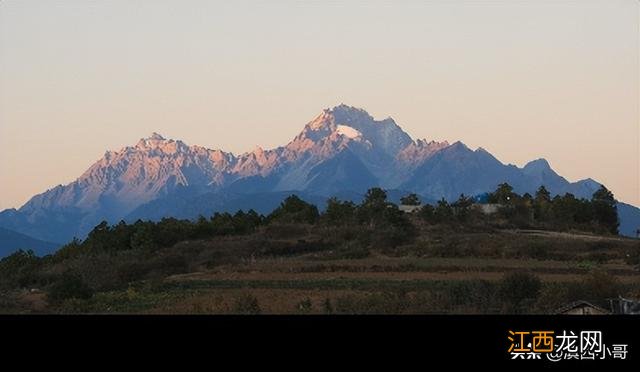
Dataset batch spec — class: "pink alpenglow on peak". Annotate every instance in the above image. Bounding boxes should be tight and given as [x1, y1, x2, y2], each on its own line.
[5, 104, 614, 244]
[336, 125, 363, 139]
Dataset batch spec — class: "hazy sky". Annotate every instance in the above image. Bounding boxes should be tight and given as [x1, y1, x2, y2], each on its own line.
[0, 0, 638, 209]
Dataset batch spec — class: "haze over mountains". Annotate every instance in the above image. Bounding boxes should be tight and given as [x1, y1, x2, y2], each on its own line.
[0, 227, 58, 258]
[1, 104, 638, 253]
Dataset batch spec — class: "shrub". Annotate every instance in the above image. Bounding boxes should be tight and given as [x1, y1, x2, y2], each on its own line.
[0, 250, 41, 289]
[263, 223, 309, 239]
[296, 298, 313, 313]
[323, 197, 357, 226]
[580, 270, 620, 307]
[534, 284, 569, 313]
[232, 294, 261, 314]
[334, 292, 410, 314]
[48, 272, 93, 303]
[153, 254, 189, 277]
[323, 298, 334, 314]
[498, 272, 542, 313]
[116, 262, 149, 284]
[52, 238, 87, 261]
[624, 248, 640, 267]
[267, 195, 319, 224]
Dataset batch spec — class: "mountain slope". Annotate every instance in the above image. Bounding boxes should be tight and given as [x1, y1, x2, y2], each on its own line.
[401, 144, 604, 202]
[1, 104, 637, 244]
[6, 134, 239, 242]
[125, 190, 328, 222]
[400, 142, 526, 200]
[618, 203, 640, 238]
[0, 227, 60, 258]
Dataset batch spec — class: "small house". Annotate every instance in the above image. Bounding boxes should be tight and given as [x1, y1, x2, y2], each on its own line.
[555, 300, 610, 315]
[399, 205, 421, 213]
[611, 297, 640, 314]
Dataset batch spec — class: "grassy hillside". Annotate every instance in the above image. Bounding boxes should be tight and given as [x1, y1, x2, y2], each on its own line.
[0, 187, 637, 314]
[1, 221, 638, 314]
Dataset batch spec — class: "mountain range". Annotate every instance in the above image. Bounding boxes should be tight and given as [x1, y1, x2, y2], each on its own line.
[1, 104, 638, 255]
[0, 227, 59, 258]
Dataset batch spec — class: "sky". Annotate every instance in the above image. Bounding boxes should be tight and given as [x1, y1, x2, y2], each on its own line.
[0, 0, 638, 209]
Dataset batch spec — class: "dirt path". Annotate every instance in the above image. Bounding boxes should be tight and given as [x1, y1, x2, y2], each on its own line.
[168, 270, 640, 284]
[509, 229, 635, 242]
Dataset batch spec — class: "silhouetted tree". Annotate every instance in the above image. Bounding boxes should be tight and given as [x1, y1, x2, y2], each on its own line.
[357, 188, 416, 247]
[0, 249, 41, 288]
[452, 194, 473, 222]
[210, 212, 236, 235]
[434, 199, 454, 223]
[533, 186, 552, 221]
[363, 187, 388, 206]
[400, 193, 421, 206]
[267, 195, 319, 224]
[53, 237, 86, 261]
[419, 204, 436, 224]
[592, 186, 619, 234]
[130, 223, 156, 252]
[489, 183, 515, 205]
[232, 209, 263, 233]
[535, 186, 551, 203]
[323, 197, 357, 226]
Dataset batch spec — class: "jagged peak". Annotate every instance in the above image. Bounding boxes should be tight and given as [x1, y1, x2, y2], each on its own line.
[576, 177, 600, 186]
[130, 132, 167, 148]
[148, 132, 166, 141]
[291, 104, 414, 159]
[448, 141, 470, 151]
[415, 138, 449, 147]
[522, 158, 553, 175]
[306, 110, 336, 131]
[524, 158, 551, 169]
[308, 104, 397, 131]
[132, 133, 188, 153]
[324, 103, 375, 124]
[326, 104, 373, 119]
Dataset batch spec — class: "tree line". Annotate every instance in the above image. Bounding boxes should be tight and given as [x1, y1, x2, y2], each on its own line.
[0, 183, 623, 306]
[29, 183, 622, 262]
[50, 187, 417, 259]
[413, 183, 619, 235]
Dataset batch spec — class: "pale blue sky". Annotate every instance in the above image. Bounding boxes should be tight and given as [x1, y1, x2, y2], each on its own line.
[0, 0, 638, 208]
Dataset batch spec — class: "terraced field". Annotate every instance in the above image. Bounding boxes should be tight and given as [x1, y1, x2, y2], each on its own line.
[4, 226, 639, 314]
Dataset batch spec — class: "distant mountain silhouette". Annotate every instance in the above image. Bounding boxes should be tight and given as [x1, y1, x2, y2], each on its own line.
[618, 203, 640, 238]
[0, 227, 59, 258]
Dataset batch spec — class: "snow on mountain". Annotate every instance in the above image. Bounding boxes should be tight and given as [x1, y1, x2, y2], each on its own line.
[1, 104, 634, 244]
[397, 139, 450, 166]
[12, 133, 242, 242]
[336, 125, 363, 139]
[21, 133, 236, 216]
[328, 104, 413, 156]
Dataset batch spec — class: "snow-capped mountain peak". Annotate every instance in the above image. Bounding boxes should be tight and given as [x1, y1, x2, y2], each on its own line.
[136, 132, 169, 148]
[4, 104, 620, 245]
[149, 132, 166, 140]
[335, 125, 363, 139]
[295, 105, 413, 158]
